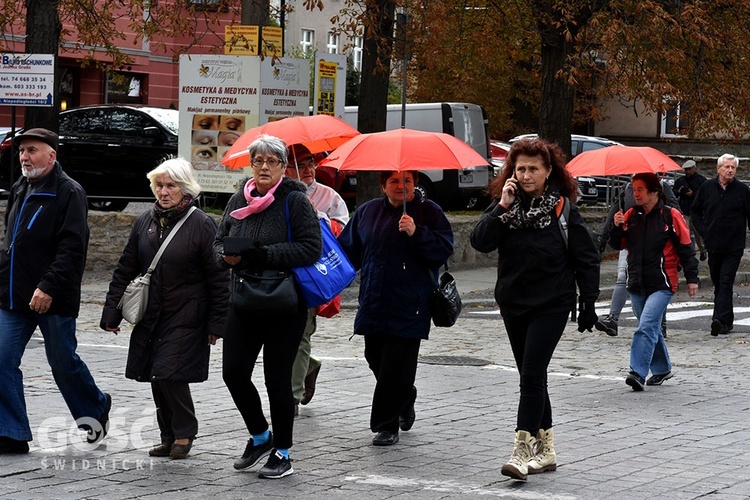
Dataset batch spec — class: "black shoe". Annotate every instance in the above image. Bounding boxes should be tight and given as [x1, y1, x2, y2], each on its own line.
[646, 371, 674, 386]
[148, 441, 174, 457]
[399, 387, 416, 431]
[700, 251, 707, 261]
[233, 434, 273, 470]
[711, 320, 729, 336]
[258, 449, 293, 479]
[595, 314, 618, 337]
[0, 437, 30, 454]
[169, 437, 194, 459]
[86, 393, 111, 444]
[372, 431, 399, 446]
[300, 364, 320, 405]
[399, 404, 415, 432]
[625, 372, 645, 391]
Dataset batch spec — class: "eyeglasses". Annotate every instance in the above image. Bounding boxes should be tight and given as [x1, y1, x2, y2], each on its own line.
[251, 157, 282, 168]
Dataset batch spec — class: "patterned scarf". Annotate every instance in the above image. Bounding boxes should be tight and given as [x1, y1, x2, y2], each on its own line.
[153, 194, 194, 229]
[230, 176, 283, 220]
[498, 187, 560, 230]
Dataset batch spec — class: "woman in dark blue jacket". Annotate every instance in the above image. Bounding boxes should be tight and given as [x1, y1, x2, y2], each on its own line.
[471, 138, 600, 481]
[338, 170, 453, 446]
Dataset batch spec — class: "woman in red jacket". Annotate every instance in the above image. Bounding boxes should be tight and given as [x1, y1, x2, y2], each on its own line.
[609, 173, 699, 391]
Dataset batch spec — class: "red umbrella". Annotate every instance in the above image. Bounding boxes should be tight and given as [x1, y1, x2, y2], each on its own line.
[566, 145, 681, 177]
[220, 114, 360, 169]
[319, 128, 490, 172]
[319, 128, 490, 212]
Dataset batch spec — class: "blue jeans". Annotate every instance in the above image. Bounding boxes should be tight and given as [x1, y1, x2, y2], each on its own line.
[0, 309, 108, 441]
[629, 290, 673, 380]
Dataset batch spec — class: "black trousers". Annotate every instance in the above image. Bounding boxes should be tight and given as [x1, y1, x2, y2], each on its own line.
[222, 301, 307, 450]
[707, 249, 743, 327]
[502, 310, 568, 435]
[364, 335, 421, 434]
[151, 380, 197, 442]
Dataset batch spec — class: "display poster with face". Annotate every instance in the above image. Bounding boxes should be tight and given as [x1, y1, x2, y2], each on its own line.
[178, 54, 309, 194]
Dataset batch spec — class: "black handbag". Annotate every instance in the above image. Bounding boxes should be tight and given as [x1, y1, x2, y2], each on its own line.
[430, 270, 462, 327]
[232, 269, 298, 314]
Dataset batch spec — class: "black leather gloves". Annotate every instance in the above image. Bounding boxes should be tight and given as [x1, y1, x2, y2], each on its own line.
[577, 300, 598, 332]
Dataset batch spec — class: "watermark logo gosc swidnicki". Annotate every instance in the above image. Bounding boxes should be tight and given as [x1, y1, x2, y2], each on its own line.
[35, 408, 156, 452]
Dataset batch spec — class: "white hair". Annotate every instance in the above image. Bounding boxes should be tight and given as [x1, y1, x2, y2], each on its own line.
[147, 157, 201, 198]
[717, 153, 739, 168]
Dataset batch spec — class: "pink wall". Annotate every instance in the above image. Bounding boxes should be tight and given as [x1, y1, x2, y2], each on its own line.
[0, 2, 237, 127]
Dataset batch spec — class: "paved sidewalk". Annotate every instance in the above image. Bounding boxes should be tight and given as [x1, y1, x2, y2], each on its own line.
[3, 261, 750, 500]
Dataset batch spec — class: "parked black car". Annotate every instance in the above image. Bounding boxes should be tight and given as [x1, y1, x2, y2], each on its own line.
[0, 105, 179, 211]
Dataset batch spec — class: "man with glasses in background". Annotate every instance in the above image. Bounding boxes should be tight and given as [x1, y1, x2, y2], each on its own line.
[285, 144, 349, 415]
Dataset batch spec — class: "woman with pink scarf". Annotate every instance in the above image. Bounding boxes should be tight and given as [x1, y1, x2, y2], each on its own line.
[213, 135, 321, 479]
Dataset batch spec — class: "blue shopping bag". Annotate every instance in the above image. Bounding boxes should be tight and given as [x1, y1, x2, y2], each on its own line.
[285, 200, 357, 308]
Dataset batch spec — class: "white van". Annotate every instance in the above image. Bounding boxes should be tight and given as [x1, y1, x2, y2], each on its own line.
[342, 102, 492, 209]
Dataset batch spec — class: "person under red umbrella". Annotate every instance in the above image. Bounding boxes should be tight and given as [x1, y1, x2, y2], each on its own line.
[338, 170, 454, 446]
[285, 144, 350, 415]
[609, 173, 699, 389]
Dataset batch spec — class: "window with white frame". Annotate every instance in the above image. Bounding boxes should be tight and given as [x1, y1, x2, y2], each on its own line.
[661, 100, 690, 137]
[327, 32, 340, 54]
[353, 36, 363, 72]
[301, 29, 314, 55]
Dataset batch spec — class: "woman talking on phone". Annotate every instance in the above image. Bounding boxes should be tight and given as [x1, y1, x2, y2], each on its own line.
[471, 138, 600, 481]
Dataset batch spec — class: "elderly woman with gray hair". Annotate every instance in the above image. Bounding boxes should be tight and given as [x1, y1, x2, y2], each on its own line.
[213, 134, 321, 479]
[101, 157, 229, 460]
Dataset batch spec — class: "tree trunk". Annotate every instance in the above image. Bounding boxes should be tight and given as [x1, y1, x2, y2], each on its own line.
[241, 0, 270, 25]
[537, 29, 574, 159]
[355, 0, 396, 206]
[24, 0, 62, 131]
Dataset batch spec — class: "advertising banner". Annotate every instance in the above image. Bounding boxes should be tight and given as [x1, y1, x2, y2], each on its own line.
[259, 57, 310, 123]
[178, 54, 260, 192]
[179, 55, 310, 193]
[261, 27, 283, 58]
[224, 26, 260, 56]
[313, 53, 346, 118]
[0, 53, 55, 107]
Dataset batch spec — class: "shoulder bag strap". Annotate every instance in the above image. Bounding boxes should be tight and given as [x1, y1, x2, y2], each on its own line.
[145, 206, 197, 274]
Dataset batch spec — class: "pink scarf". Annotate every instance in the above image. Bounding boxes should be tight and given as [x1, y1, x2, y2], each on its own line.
[230, 176, 284, 220]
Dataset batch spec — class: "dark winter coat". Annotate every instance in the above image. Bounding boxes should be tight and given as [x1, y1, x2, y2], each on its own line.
[598, 181, 680, 253]
[0, 163, 88, 317]
[101, 204, 229, 383]
[609, 200, 699, 295]
[691, 176, 750, 252]
[337, 194, 453, 340]
[673, 172, 707, 215]
[471, 194, 600, 317]
[213, 177, 322, 304]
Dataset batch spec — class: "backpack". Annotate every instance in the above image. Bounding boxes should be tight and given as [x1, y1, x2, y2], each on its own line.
[555, 196, 571, 248]
[624, 204, 682, 249]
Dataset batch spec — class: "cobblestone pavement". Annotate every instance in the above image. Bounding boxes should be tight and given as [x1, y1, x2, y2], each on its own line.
[3, 267, 750, 500]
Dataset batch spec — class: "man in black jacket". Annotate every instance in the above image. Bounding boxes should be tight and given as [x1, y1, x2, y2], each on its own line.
[673, 160, 708, 261]
[0, 129, 111, 454]
[691, 153, 750, 336]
